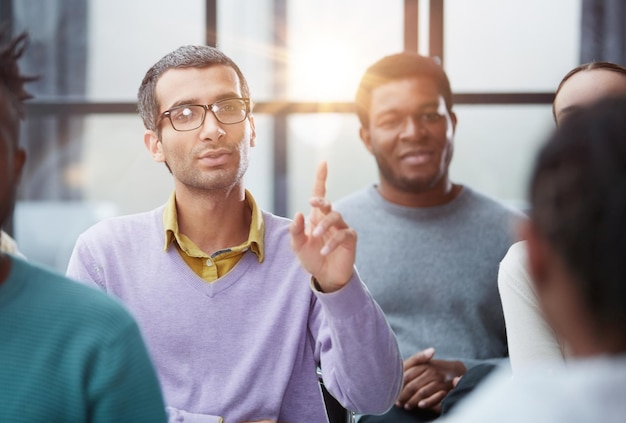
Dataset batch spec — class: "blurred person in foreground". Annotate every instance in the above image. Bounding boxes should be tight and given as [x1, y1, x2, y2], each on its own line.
[66, 44, 402, 423]
[0, 29, 166, 423]
[498, 61, 626, 373]
[442, 95, 626, 422]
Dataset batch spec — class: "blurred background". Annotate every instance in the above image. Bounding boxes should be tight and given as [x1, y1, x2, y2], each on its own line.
[2, 0, 624, 272]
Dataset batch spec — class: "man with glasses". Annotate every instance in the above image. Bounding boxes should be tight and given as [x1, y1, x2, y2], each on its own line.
[66, 45, 402, 423]
[334, 52, 523, 422]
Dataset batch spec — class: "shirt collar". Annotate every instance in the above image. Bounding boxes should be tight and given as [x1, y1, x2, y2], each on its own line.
[163, 190, 264, 262]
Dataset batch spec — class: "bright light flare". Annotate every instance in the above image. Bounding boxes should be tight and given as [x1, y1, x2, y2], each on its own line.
[289, 39, 363, 102]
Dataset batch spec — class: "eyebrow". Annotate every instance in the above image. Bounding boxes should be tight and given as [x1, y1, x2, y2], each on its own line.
[165, 98, 200, 111]
[377, 101, 441, 115]
[164, 92, 242, 112]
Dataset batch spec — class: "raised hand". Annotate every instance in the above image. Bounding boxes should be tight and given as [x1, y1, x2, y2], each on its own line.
[396, 347, 466, 412]
[289, 161, 357, 293]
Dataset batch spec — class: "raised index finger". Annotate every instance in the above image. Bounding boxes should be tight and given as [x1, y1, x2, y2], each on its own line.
[312, 161, 328, 198]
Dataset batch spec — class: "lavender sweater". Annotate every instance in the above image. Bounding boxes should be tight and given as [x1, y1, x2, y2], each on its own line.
[66, 206, 402, 423]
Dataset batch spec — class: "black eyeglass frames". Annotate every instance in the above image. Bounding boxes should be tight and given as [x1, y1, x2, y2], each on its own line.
[159, 97, 251, 131]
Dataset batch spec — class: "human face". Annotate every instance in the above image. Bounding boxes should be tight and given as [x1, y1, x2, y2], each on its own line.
[554, 69, 626, 125]
[0, 96, 26, 229]
[145, 65, 256, 194]
[360, 76, 457, 203]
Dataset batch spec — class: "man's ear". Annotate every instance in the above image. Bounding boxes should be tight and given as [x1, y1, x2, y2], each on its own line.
[359, 126, 374, 154]
[450, 111, 458, 135]
[144, 130, 165, 163]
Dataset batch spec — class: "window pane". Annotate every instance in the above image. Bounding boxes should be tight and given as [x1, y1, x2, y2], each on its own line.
[218, 0, 276, 101]
[287, 113, 377, 217]
[444, 0, 581, 92]
[221, 0, 404, 102]
[287, 0, 403, 101]
[87, 0, 205, 101]
[450, 104, 554, 210]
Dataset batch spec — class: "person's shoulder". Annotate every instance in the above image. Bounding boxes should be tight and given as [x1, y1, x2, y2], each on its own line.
[260, 210, 296, 246]
[261, 210, 292, 230]
[79, 206, 164, 239]
[12, 258, 135, 324]
[463, 186, 526, 219]
[501, 240, 528, 265]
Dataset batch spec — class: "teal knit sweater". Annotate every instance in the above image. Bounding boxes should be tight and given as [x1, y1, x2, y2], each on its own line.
[0, 257, 166, 422]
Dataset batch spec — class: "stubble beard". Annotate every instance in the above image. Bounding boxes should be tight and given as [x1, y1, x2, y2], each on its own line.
[379, 144, 453, 194]
[376, 155, 443, 194]
[169, 155, 249, 194]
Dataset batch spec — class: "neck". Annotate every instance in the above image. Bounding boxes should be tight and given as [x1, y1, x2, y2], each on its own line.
[174, 185, 251, 254]
[567, 323, 626, 358]
[378, 180, 463, 207]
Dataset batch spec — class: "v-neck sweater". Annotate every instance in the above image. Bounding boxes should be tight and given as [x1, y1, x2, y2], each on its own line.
[67, 205, 402, 423]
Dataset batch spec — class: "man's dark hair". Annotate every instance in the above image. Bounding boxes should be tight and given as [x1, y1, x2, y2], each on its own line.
[529, 96, 626, 334]
[0, 28, 35, 142]
[355, 52, 453, 128]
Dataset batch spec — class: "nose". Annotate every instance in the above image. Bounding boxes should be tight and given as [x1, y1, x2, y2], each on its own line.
[399, 116, 425, 141]
[198, 108, 225, 141]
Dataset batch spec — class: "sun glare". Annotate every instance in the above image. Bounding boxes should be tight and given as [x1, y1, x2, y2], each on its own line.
[289, 39, 363, 102]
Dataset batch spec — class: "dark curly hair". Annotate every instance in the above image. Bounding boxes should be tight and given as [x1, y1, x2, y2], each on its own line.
[0, 27, 36, 142]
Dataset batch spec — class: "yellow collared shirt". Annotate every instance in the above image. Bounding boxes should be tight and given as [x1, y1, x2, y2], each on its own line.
[163, 190, 264, 282]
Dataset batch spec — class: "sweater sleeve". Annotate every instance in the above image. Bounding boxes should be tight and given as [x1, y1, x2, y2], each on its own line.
[310, 269, 403, 415]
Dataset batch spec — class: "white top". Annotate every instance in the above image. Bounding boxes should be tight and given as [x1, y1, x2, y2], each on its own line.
[0, 230, 24, 258]
[498, 241, 564, 372]
[440, 355, 626, 423]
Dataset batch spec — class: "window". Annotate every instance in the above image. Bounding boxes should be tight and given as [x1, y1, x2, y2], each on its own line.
[6, 0, 606, 271]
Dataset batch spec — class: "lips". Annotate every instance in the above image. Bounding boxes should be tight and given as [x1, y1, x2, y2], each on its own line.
[399, 150, 433, 165]
[197, 149, 231, 166]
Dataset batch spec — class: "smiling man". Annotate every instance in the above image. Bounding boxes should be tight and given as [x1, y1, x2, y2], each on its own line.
[66, 45, 402, 423]
[334, 52, 524, 423]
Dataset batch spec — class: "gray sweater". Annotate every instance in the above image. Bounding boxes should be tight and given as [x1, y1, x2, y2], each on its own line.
[335, 185, 523, 368]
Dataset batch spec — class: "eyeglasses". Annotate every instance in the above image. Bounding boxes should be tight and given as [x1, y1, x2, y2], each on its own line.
[159, 97, 251, 131]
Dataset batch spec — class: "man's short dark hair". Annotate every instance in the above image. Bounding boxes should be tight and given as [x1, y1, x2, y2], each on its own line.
[137, 45, 251, 133]
[529, 96, 626, 334]
[355, 52, 453, 128]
